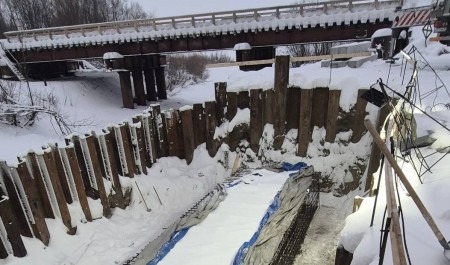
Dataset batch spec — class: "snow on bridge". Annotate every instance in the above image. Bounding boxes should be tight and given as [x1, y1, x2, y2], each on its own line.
[2, 0, 400, 51]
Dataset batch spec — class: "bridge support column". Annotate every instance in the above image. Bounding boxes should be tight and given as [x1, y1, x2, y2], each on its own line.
[118, 71, 134, 109]
[155, 66, 167, 100]
[132, 69, 146, 106]
[144, 63, 158, 101]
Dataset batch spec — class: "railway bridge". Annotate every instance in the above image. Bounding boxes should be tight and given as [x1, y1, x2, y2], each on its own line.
[0, 0, 401, 108]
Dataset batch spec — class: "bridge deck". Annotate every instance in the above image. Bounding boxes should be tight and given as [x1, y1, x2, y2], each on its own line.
[2, 0, 399, 52]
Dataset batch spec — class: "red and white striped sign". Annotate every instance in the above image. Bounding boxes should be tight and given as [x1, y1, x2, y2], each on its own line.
[392, 9, 431, 28]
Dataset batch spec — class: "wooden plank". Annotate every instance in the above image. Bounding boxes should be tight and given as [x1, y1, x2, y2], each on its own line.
[50, 146, 73, 204]
[0, 163, 32, 238]
[71, 135, 95, 197]
[132, 69, 147, 106]
[205, 52, 372, 68]
[27, 152, 54, 219]
[366, 119, 450, 251]
[144, 68, 157, 101]
[262, 89, 274, 125]
[237, 91, 250, 109]
[151, 104, 162, 158]
[205, 101, 218, 157]
[165, 112, 178, 157]
[158, 113, 169, 158]
[273, 55, 290, 150]
[85, 136, 111, 218]
[311, 87, 329, 130]
[351, 89, 369, 143]
[15, 162, 50, 245]
[298, 89, 313, 157]
[120, 123, 136, 178]
[215, 82, 227, 125]
[0, 235, 8, 259]
[103, 132, 126, 209]
[0, 199, 27, 257]
[146, 116, 158, 164]
[173, 110, 185, 159]
[365, 105, 390, 192]
[384, 163, 407, 265]
[286, 87, 301, 131]
[192, 103, 206, 148]
[131, 117, 147, 175]
[135, 115, 152, 169]
[118, 71, 134, 109]
[226, 92, 238, 121]
[181, 109, 196, 164]
[325, 90, 342, 143]
[63, 147, 93, 221]
[41, 151, 76, 234]
[250, 89, 263, 153]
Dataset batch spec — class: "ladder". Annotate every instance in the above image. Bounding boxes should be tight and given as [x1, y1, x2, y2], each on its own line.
[0, 41, 26, 81]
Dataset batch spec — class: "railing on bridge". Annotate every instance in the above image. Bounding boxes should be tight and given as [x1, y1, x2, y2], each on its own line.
[3, 0, 399, 47]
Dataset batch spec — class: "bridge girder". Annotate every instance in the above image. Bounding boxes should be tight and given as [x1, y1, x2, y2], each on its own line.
[11, 19, 392, 64]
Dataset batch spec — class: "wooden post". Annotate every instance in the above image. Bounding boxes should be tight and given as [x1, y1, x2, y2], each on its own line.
[273, 55, 290, 150]
[366, 119, 450, 251]
[205, 101, 218, 157]
[15, 162, 50, 245]
[103, 132, 126, 209]
[385, 163, 407, 265]
[250, 89, 263, 153]
[85, 135, 111, 218]
[351, 89, 369, 143]
[41, 151, 76, 234]
[311, 87, 329, 130]
[151, 105, 163, 158]
[226, 92, 238, 121]
[237, 91, 250, 109]
[365, 105, 390, 192]
[118, 71, 134, 109]
[144, 68, 157, 101]
[158, 113, 168, 157]
[71, 135, 95, 197]
[298, 89, 313, 157]
[286, 87, 301, 131]
[0, 233, 8, 258]
[132, 70, 147, 106]
[215, 82, 227, 125]
[181, 109, 196, 164]
[155, 66, 167, 100]
[192, 103, 206, 147]
[132, 117, 148, 174]
[0, 162, 32, 238]
[27, 152, 54, 219]
[173, 110, 185, 159]
[145, 115, 158, 164]
[325, 90, 342, 143]
[262, 89, 274, 125]
[165, 112, 178, 157]
[50, 146, 73, 204]
[0, 198, 27, 257]
[63, 146, 93, 221]
[119, 124, 136, 178]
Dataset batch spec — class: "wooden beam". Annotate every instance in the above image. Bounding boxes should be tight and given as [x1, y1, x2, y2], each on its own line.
[206, 52, 372, 68]
[298, 89, 313, 157]
[325, 90, 341, 143]
[365, 119, 450, 251]
[181, 109, 196, 164]
[273, 55, 290, 150]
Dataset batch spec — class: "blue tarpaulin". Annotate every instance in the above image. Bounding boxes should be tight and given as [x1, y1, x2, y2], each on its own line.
[232, 190, 282, 265]
[281, 162, 307, 172]
[147, 228, 189, 265]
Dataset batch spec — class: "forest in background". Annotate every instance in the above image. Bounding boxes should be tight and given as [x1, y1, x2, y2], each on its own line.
[0, 0, 149, 36]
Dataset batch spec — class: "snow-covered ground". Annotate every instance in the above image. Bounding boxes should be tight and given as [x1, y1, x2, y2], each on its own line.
[0, 26, 449, 265]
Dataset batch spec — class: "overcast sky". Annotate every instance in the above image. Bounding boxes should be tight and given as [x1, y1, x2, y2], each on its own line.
[135, 0, 297, 17]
